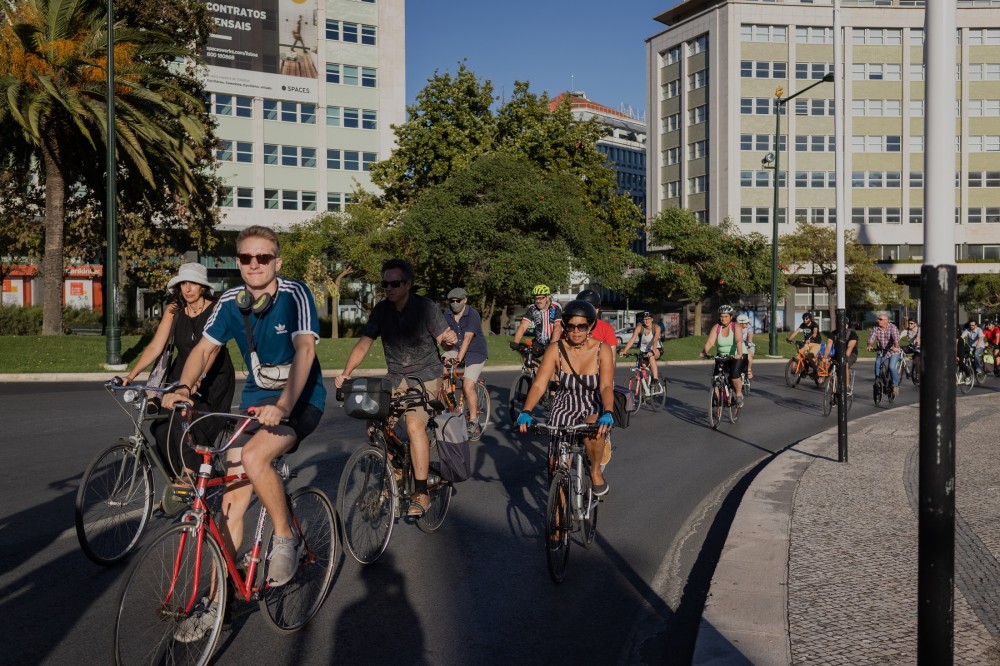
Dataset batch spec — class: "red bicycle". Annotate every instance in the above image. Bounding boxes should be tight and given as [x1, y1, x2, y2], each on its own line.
[113, 406, 337, 665]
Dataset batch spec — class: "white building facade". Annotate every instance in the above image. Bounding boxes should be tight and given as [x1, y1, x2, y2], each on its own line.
[646, 0, 1000, 321]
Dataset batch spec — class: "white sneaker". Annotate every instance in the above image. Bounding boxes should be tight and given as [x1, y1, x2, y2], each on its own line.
[267, 535, 303, 587]
[173, 597, 218, 643]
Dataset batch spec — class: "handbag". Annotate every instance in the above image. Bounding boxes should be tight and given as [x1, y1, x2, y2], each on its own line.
[242, 311, 291, 390]
[145, 310, 179, 397]
[433, 412, 471, 483]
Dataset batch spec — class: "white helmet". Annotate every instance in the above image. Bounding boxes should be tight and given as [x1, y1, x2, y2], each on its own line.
[736, 314, 750, 325]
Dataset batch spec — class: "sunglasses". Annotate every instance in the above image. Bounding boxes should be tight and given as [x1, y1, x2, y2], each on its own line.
[237, 253, 276, 266]
[381, 279, 405, 289]
[564, 322, 591, 333]
[448, 298, 463, 303]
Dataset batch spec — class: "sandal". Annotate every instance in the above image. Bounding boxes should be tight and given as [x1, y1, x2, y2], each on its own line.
[407, 492, 430, 518]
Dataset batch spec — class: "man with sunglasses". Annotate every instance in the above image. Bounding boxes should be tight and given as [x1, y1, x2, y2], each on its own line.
[442, 287, 488, 439]
[335, 259, 459, 518]
[164, 224, 326, 595]
[513, 284, 563, 350]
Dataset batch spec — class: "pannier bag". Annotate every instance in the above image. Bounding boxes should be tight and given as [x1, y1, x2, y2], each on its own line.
[343, 377, 393, 420]
[612, 384, 634, 429]
[433, 412, 472, 483]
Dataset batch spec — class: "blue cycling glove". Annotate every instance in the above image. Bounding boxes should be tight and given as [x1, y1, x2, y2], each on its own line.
[516, 411, 534, 427]
[597, 411, 614, 428]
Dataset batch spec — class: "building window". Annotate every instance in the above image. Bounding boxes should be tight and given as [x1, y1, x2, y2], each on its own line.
[326, 63, 340, 84]
[264, 144, 278, 165]
[665, 147, 680, 166]
[235, 187, 252, 208]
[361, 67, 377, 87]
[362, 109, 377, 129]
[795, 26, 832, 44]
[216, 140, 233, 162]
[852, 28, 903, 45]
[265, 189, 279, 210]
[910, 171, 924, 188]
[664, 113, 680, 132]
[236, 141, 252, 163]
[689, 139, 708, 159]
[327, 193, 344, 212]
[968, 28, 1000, 45]
[344, 150, 360, 171]
[664, 181, 680, 199]
[664, 46, 681, 65]
[327, 107, 341, 127]
[327, 149, 341, 170]
[688, 34, 707, 56]
[343, 65, 358, 86]
[741, 24, 787, 43]
[263, 99, 278, 120]
[213, 94, 233, 115]
[688, 175, 707, 194]
[909, 207, 924, 224]
[342, 21, 358, 43]
[361, 24, 376, 45]
[796, 62, 834, 80]
[362, 152, 377, 171]
[663, 79, 680, 99]
[688, 69, 709, 90]
[689, 104, 708, 125]
[235, 96, 252, 118]
[325, 19, 339, 40]
[344, 107, 359, 128]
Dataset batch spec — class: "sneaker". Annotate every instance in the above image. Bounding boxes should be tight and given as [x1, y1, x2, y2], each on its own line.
[173, 597, 218, 643]
[736, 396, 745, 408]
[267, 535, 303, 587]
[467, 420, 482, 439]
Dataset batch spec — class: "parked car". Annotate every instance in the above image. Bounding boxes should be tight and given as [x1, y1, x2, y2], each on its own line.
[613, 326, 633, 347]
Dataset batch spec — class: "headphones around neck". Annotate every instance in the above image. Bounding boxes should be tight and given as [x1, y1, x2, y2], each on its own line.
[236, 289, 274, 316]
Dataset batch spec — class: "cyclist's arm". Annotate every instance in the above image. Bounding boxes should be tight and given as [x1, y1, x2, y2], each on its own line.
[123, 305, 177, 384]
[619, 326, 641, 355]
[454, 331, 474, 363]
[866, 330, 877, 351]
[787, 327, 800, 343]
[824, 337, 835, 356]
[260, 333, 316, 426]
[521, 344, 559, 414]
[703, 325, 718, 356]
[162, 336, 218, 409]
[512, 318, 531, 345]
[334, 336, 374, 388]
[597, 342, 616, 435]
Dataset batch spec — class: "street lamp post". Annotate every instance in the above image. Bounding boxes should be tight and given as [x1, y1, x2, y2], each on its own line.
[766, 73, 835, 357]
[105, 0, 122, 367]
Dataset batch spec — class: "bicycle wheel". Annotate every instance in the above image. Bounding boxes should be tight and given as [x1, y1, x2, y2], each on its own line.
[581, 473, 597, 549]
[823, 372, 836, 417]
[873, 377, 883, 405]
[337, 446, 396, 565]
[707, 383, 722, 430]
[508, 374, 531, 424]
[649, 379, 667, 412]
[545, 471, 572, 584]
[845, 369, 855, 413]
[626, 372, 643, 414]
[114, 524, 227, 666]
[259, 487, 337, 633]
[728, 391, 740, 424]
[784, 359, 800, 387]
[465, 381, 490, 440]
[958, 366, 975, 394]
[976, 366, 988, 384]
[416, 478, 453, 533]
[76, 440, 154, 566]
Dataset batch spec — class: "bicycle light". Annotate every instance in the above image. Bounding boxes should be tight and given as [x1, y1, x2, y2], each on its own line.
[123, 388, 139, 404]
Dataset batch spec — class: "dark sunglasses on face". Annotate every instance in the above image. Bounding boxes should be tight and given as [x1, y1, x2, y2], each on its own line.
[448, 298, 463, 303]
[564, 322, 591, 333]
[381, 279, 405, 289]
[237, 253, 276, 266]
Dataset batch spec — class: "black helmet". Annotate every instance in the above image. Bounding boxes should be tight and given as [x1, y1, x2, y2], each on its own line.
[577, 289, 601, 308]
[561, 300, 597, 326]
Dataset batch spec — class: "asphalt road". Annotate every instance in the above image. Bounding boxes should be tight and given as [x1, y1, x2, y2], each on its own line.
[0, 360, 920, 665]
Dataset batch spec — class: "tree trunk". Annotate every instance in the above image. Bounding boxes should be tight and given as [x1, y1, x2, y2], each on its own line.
[693, 300, 704, 336]
[481, 295, 495, 335]
[41, 142, 66, 336]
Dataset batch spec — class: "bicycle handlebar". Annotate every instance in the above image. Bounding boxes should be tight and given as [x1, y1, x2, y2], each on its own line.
[334, 375, 446, 415]
[526, 421, 603, 436]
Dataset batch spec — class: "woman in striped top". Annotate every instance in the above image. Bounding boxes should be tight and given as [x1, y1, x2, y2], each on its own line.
[517, 300, 616, 496]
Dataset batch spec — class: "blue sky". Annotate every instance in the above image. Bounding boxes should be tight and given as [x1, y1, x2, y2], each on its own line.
[405, 1, 679, 120]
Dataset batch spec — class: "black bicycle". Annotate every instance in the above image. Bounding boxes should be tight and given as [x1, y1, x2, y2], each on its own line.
[873, 350, 898, 406]
[707, 354, 741, 429]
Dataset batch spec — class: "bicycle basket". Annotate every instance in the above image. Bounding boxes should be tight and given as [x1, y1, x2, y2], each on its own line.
[343, 377, 393, 419]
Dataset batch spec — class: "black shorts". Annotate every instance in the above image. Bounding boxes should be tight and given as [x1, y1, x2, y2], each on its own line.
[713, 356, 746, 381]
[238, 396, 323, 454]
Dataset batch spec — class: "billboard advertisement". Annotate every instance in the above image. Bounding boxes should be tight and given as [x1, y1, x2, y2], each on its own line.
[202, 0, 319, 102]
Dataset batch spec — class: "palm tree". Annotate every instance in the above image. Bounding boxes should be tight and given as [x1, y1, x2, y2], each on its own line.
[0, 0, 213, 334]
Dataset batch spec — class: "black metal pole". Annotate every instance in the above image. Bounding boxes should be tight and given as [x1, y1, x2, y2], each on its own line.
[768, 100, 782, 357]
[836, 307, 847, 462]
[918, 264, 955, 664]
[104, 0, 121, 365]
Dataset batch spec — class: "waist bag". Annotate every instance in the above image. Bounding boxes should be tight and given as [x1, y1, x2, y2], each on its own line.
[242, 312, 291, 390]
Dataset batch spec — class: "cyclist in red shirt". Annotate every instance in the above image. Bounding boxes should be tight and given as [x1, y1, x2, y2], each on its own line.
[984, 321, 1000, 376]
[574, 289, 618, 347]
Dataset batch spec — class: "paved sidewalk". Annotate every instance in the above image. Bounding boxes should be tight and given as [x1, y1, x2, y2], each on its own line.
[694, 395, 1000, 665]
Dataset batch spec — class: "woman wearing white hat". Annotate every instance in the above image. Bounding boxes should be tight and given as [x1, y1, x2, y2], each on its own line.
[123, 262, 235, 479]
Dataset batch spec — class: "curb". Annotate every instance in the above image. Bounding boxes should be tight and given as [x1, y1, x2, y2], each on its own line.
[691, 405, 905, 665]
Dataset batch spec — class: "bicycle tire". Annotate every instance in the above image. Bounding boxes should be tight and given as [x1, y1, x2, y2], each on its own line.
[873, 377, 883, 405]
[337, 446, 396, 565]
[508, 374, 532, 424]
[626, 372, 642, 414]
[76, 440, 154, 566]
[649, 379, 667, 412]
[888, 382, 896, 404]
[545, 471, 571, 584]
[581, 473, 597, 549]
[259, 487, 337, 633]
[823, 372, 836, 417]
[728, 392, 740, 424]
[784, 359, 798, 388]
[708, 383, 723, 430]
[114, 524, 227, 666]
[976, 367, 988, 384]
[742, 374, 751, 398]
[465, 381, 490, 440]
[416, 478, 453, 533]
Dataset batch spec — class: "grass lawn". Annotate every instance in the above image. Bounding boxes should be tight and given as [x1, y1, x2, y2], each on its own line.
[0, 330, 886, 374]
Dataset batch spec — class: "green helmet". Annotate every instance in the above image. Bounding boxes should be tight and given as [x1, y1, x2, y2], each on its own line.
[532, 284, 551, 296]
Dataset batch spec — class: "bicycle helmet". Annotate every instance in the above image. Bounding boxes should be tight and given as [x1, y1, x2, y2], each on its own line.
[561, 299, 597, 327]
[576, 289, 601, 308]
[718, 305, 734, 315]
[531, 284, 551, 296]
[736, 314, 750, 325]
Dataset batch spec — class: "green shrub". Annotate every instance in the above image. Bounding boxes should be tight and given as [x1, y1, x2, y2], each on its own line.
[62, 307, 103, 325]
[0, 305, 43, 335]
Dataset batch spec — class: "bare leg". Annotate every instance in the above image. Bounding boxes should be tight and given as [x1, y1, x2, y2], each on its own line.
[462, 377, 479, 422]
[239, 428, 297, 539]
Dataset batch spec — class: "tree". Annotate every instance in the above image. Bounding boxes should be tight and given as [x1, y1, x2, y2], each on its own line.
[0, 0, 220, 334]
[280, 206, 395, 337]
[399, 153, 611, 324]
[779, 221, 904, 325]
[0, 163, 43, 286]
[959, 273, 1000, 313]
[644, 208, 774, 335]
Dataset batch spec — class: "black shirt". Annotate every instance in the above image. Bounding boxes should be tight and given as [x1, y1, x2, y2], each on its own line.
[363, 294, 450, 383]
[798, 320, 821, 344]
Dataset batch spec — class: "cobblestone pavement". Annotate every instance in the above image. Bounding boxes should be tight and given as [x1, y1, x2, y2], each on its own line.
[695, 395, 1000, 665]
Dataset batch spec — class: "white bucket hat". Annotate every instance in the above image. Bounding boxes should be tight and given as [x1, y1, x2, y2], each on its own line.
[167, 262, 214, 294]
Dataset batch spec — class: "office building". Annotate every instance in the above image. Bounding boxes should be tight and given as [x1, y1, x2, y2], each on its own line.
[646, 0, 1000, 323]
